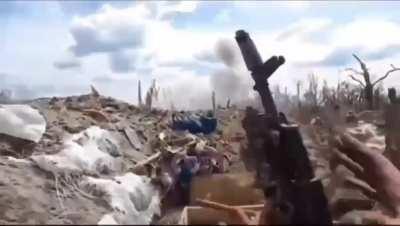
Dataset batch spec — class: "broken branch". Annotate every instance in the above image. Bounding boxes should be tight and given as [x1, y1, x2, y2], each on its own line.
[131, 152, 162, 172]
[196, 199, 250, 224]
[347, 73, 366, 87]
[352, 53, 365, 67]
[196, 198, 235, 212]
[373, 65, 400, 86]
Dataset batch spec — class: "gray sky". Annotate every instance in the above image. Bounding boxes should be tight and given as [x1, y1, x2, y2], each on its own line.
[1, 1, 400, 109]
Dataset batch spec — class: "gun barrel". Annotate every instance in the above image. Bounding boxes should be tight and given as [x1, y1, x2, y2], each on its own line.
[235, 30, 263, 72]
[235, 30, 279, 122]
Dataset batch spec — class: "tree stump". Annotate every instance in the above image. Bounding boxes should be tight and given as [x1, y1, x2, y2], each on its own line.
[385, 104, 400, 152]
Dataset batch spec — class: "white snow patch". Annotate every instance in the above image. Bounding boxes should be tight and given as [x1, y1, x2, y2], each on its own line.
[81, 173, 160, 225]
[0, 104, 46, 142]
[31, 126, 122, 175]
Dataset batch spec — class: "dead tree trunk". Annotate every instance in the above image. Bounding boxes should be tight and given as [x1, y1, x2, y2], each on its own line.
[374, 87, 384, 110]
[226, 98, 231, 109]
[305, 73, 320, 113]
[365, 84, 373, 109]
[296, 81, 302, 109]
[384, 88, 400, 167]
[388, 88, 399, 104]
[138, 80, 142, 107]
[145, 79, 158, 111]
[353, 54, 373, 109]
[346, 54, 399, 110]
[212, 91, 216, 114]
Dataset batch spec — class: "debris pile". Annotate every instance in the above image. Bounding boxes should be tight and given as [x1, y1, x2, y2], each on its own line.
[0, 85, 398, 225]
[0, 87, 246, 224]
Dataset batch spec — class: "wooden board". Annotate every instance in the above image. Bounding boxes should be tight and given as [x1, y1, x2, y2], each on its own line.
[189, 172, 264, 206]
[123, 127, 143, 151]
[179, 204, 264, 225]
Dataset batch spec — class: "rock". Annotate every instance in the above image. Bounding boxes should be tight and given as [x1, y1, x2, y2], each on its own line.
[110, 117, 120, 123]
[83, 110, 109, 123]
[104, 107, 116, 114]
[63, 125, 86, 134]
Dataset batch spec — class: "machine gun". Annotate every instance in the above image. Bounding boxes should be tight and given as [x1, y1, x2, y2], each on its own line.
[235, 30, 332, 224]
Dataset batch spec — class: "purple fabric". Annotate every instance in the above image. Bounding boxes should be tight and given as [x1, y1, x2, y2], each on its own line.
[170, 155, 200, 176]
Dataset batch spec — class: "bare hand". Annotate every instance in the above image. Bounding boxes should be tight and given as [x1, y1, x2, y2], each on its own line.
[333, 133, 400, 216]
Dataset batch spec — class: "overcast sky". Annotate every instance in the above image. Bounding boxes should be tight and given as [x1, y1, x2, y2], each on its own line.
[1, 1, 400, 109]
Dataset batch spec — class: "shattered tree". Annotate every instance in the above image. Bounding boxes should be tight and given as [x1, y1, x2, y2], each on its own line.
[345, 54, 400, 110]
[385, 88, 400, 154]
[145, 79, 159, 111]
[212, 91, 216, 114]
[138, 80, 143, 107]
[296, 80, 302, 109]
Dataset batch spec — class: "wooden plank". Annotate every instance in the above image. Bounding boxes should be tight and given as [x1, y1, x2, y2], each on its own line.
[123, 127, 143, 151]
[190, 173, 264, 206]
[128, 149, 148, 163]
[180, 204, 264, 225]
[131, 152, 162, 172]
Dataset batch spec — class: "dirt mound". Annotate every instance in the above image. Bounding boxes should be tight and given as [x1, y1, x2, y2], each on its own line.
[0, 89, 242, 224]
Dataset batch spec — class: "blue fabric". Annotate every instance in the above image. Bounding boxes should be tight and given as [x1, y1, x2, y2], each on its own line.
[199, 116, 217, 134]
[172, 115, 217, 134]
[179, 168, 193, 186]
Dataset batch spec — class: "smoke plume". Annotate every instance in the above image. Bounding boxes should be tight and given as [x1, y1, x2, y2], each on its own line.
[210, 38, 259, 109]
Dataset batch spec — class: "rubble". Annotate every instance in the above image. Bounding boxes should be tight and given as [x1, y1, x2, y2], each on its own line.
[0, 84, 397, 225]
[0, 88, 250, 225]
[123, 127, 143, 151]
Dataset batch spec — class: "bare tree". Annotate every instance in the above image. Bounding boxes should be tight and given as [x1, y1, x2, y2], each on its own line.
[345, 54, 400, 110]
[145, 79, 159, 111]
[296, 80, 302, 108]
[226, 98, 231, 109]
[303, 73, 322, 110]
[211, 91, 216, 114]
[138, 80, 142, 107]
[272, 84, 281, 100]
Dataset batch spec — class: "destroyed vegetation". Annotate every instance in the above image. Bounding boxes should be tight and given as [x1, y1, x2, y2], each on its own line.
[0, 41, 400, 224]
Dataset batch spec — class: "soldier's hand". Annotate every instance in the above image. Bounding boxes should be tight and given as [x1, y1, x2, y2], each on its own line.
[333, 133, 400, 216]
